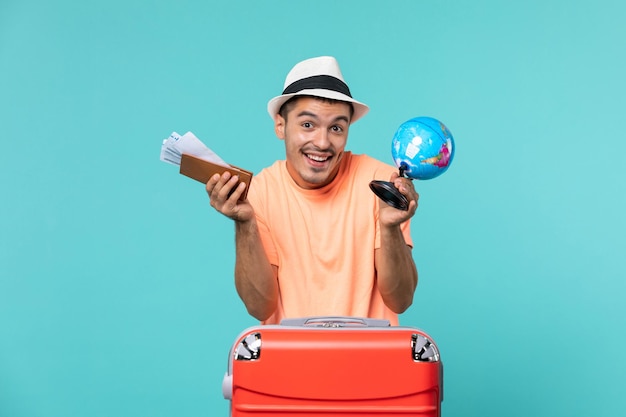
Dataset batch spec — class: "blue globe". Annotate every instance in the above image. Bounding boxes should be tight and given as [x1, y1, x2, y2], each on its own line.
[391, 117, 455, 180]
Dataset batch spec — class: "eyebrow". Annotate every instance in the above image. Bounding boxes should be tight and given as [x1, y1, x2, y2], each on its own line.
[295, 111, 350, 124]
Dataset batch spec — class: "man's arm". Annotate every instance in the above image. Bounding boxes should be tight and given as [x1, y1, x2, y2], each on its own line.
[375, 229, 417, 313]
[206, 172, 278, 321]
[234, 219, 278, 321]
[374, 172, 419, 313]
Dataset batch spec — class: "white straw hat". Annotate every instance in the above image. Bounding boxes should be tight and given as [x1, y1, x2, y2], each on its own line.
[267, 56, 369, 123]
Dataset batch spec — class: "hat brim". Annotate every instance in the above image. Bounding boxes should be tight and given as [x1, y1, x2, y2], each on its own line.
[267, 89, 369, 124]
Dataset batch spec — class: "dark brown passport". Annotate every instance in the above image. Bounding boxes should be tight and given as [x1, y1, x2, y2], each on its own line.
[179, 153, 253, 201]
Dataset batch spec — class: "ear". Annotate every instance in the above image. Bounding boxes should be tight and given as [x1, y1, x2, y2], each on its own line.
[274, 114, 286, 140]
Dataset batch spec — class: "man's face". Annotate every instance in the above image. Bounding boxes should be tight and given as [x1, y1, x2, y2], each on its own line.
[274, 97, 352, 189]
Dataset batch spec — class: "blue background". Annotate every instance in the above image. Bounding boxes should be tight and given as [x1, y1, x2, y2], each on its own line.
[1, 1, 625, 415]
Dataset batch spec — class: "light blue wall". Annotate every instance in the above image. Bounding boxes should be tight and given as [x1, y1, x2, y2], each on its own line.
[1, 1, 625, 415]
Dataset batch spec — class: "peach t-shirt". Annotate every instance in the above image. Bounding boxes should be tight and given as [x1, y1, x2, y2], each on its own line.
[247, 152, 413, 325]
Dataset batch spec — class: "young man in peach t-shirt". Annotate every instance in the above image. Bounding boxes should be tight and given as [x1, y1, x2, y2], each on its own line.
[206, 56, 419, 325]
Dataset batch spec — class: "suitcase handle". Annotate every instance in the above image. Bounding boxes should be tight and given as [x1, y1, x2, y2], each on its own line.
[280, 316, 391, 328]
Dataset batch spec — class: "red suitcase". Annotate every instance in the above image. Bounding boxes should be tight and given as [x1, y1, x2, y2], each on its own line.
[222, 316, 443, 416]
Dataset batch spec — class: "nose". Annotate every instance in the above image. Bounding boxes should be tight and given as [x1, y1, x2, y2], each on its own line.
[311, 128, 331, 149]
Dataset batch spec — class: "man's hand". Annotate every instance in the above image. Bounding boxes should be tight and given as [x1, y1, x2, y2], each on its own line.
[206, 171, 254, 222]
[379, 172, 419, 226]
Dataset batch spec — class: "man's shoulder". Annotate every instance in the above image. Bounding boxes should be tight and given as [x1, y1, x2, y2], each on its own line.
[345, 152, 396, 178]
[347, 152, 390, 166]
[253, 160, 284, 182]
[248, 160, 285, 205]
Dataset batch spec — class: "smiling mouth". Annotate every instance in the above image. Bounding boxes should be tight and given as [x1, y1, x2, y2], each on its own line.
[305, 153, 331, 163]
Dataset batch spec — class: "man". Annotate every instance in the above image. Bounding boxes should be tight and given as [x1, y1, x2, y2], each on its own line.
[206, 56, 419, 325]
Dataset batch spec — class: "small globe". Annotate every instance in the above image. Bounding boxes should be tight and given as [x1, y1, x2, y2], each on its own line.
[391, 117, 455, 180]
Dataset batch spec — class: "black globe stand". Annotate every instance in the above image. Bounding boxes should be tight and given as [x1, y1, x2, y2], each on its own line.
[369, 163, 411, 211]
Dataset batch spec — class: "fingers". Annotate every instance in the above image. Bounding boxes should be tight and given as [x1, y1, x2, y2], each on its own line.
[206, 171, 245, 208]
[391, 177, 419, 214]
[392, 177, 415, 196]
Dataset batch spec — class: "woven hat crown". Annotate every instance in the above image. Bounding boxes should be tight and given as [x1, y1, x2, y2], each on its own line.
[267, 56, 369, 123]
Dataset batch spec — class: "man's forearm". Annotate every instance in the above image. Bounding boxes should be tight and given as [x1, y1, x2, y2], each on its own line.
[376, 224, 418, 313]
[234, 219, 278, 321]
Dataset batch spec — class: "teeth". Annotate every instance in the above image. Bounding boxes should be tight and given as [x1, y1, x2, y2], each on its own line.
[307, 154, 328, 162]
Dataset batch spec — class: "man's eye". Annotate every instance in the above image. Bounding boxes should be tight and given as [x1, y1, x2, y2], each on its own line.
[302, 122, 313, 128]
[331, 125, 344, 132]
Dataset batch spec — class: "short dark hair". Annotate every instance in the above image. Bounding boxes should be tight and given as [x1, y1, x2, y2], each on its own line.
[278, 95, 355, 121]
